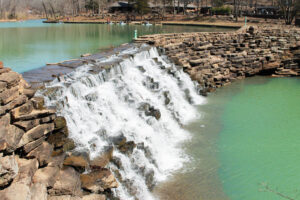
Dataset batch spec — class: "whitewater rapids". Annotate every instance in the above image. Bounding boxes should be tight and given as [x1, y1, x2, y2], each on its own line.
[40, 45, 206, 200]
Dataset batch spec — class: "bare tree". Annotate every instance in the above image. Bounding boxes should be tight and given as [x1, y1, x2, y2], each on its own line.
[278, 0, 300, 24]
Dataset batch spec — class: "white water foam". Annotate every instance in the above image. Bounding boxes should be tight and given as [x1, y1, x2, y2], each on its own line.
[40, 46, 206, 200]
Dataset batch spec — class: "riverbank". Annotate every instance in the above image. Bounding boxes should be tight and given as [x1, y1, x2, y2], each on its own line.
[44, 18, 243, 29]
[135, 25, 300, 95]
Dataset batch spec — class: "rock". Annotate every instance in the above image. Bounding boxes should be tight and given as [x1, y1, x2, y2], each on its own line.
[63, 152, 90, 172]
[11, 100, 34, 120]
[90, 146, 113, 169]
[18, 123, 55, 147]
[82, 194, 106, 200]
[1, 95, 27, 115]
[48, 195, 81, 200]
[31, 97, 45, 110]
[80, 168, 118, 193]
[0, 114, 25, 152]
[110, 134, 127, 146]
[0, 86, 19, 105]
[62, 138, 75, 152]
[0, 71, 20, 87]
[0, 182, 31, 200]
[140, 103, 161, 120]
[118, 141, 136, 154]
[48, 166, 82, 196]
[23, 89, 36, 99]
[33, 166, 59, 187]
[47, 132, 67, 148]
[31, 183, 47, 200]
[40, 114, 56, 123]
[54, 116, 67, 130]
[12, 109, 56, 121]
[13, 157, 38, 185]
[248, 26, 255, 35]
[26, 142, 53, 166]
[0, 155, 18, 187]
[23, 136, 46, 153]
[14, 118, 41, 132]
[0, 81, 7, 93]
[48, 153, 66, 168]
[145, 170, 155, 190]
[145, 107, 161, 120]
[0, 67, 11, 75]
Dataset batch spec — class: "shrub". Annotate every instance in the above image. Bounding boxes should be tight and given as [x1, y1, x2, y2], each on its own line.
[212, 6, 231, 15]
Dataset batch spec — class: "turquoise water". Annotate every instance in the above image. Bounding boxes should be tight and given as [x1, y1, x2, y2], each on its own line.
[219, 77, 300, 200]
[155, 77, 300, 200]
[0, 20, 234, 73]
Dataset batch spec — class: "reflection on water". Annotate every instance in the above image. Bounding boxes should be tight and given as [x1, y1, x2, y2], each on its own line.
[0, 20, 235, 73]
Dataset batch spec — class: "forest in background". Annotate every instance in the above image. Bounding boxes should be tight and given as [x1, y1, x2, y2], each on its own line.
[0, 0, 298, 25]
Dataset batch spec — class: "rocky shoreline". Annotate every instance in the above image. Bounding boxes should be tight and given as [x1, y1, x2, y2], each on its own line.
[135, 25, 300, 95]
[0, 62, 118, 200]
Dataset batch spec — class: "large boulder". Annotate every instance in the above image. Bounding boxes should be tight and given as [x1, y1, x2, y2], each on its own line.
[80, 168, 118, 193]
[0, 155, 19, 187]
[48, 166, 82, 197]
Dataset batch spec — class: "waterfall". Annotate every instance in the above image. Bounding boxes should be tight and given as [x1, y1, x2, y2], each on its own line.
[40, 45, 206, 200]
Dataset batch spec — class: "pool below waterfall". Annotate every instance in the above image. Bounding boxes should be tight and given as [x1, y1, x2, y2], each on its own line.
[155, 76, 300, 200]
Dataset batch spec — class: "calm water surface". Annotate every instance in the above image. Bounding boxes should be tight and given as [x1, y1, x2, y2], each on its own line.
[0, 19, 234, 73]
[155, 77, 300, 200]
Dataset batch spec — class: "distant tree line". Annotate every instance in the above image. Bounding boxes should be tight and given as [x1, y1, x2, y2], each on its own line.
[0, 0, 298, 24]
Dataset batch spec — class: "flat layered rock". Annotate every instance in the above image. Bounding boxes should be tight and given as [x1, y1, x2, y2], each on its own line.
[18, 123, 54, 148]
[13, 109, 56, 121]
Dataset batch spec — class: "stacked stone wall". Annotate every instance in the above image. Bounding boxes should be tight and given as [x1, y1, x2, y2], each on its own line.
[136, 25, 300, 95]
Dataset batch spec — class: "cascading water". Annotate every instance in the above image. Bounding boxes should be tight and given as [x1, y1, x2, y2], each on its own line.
[40, 45, 206, 200]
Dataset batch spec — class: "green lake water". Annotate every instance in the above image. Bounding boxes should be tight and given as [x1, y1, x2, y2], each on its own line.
[155, 77, 300, 200]
[0, 19, 234, 73]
